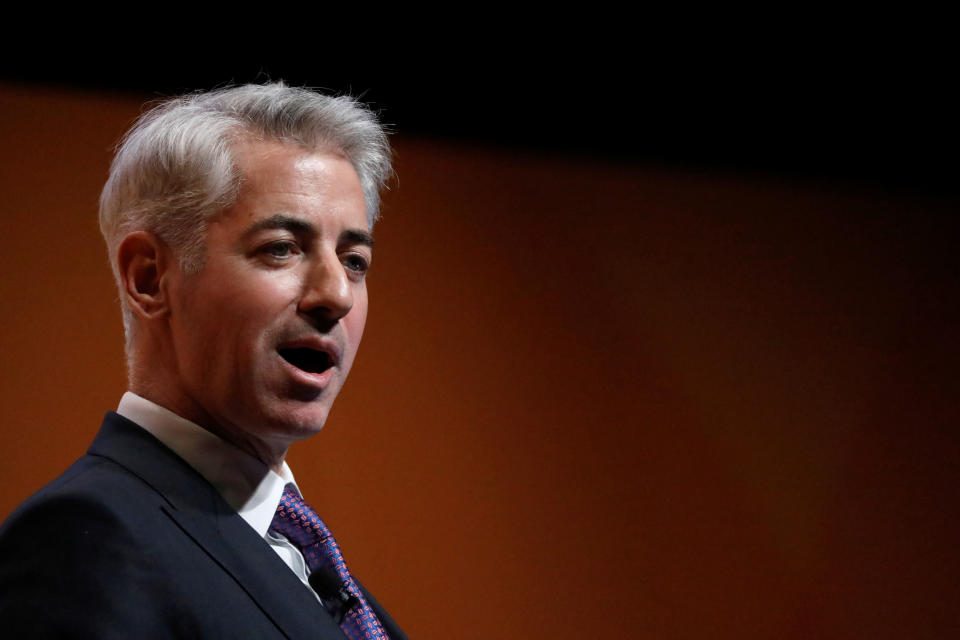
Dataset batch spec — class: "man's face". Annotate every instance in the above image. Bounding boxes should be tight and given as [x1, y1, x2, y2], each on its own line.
[161, 141, 371, 462]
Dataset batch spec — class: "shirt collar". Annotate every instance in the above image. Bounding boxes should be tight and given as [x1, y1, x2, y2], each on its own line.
[116, 391, 297, 537]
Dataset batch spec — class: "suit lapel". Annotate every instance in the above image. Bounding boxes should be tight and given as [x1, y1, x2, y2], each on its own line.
[161, 501, 345, 639]
[89, 413, 346, 640]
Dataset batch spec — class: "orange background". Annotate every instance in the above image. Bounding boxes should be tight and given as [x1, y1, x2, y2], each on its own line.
[1, 84, 958, 638]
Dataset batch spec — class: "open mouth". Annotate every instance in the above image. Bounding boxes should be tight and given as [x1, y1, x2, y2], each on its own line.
[278, 347, 333, 374]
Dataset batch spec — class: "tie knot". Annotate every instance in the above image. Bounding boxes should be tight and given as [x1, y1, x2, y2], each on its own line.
[270, 484, 333, 550]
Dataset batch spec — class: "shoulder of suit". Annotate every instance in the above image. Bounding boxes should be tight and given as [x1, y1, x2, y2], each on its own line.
[0, 453, 170, 554]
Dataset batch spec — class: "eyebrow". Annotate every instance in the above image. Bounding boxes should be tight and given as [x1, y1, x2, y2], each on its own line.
[340, 229, 375, 249]
[245, 214, 315, 236]
[245, 214, 374, 248]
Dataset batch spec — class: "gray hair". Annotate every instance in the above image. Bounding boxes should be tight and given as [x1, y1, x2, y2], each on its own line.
[98, 83, 392, 349]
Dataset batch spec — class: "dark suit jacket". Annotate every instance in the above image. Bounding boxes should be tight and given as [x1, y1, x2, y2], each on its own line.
[0, 412, 407, 639]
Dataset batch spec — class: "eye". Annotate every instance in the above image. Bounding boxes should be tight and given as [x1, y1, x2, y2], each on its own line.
[259, 241, 301, 262]
[341, 253, 370, 276]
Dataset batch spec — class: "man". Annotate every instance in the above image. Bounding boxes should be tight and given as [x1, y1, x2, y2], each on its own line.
[0, 84, 407, 639]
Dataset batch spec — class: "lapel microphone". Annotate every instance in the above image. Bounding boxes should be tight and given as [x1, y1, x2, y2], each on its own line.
[308, 566, 359, 624]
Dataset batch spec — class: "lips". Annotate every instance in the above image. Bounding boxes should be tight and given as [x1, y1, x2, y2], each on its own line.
[276, 336, 341, 380]
[278, 347, 332, 374]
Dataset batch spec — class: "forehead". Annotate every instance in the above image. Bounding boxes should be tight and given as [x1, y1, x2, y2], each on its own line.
[226, 140, 368, 230]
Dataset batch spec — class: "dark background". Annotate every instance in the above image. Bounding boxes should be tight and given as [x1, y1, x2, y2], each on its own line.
[3, 34, 957, 195]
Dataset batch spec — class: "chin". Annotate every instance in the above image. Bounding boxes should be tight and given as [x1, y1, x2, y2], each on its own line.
[258, 401, 332, 440]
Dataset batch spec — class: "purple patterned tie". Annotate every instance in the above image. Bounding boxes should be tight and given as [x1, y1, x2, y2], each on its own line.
[269, 484, 390, 640]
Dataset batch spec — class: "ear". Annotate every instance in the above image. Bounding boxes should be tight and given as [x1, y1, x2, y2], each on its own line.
[116, 231, 175, 320]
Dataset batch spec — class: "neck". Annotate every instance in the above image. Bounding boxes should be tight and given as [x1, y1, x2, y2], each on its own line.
[127, 382, 290, 475]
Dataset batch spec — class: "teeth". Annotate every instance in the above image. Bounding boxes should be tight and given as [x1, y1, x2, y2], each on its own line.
[278, 348, 331, 374]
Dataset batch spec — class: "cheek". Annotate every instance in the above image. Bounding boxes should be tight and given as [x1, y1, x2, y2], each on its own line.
[172, 289, 223, 356]
[349, 290, 369, 333]
[188, 288, 280, 362]
[342, 298, 369, 357]
[223, 277, 298, 328]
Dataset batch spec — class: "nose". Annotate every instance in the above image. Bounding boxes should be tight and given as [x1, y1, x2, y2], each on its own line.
[298, 251, 353, 322]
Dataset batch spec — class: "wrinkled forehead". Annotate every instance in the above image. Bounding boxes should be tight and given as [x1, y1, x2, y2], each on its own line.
[230, 139, 363, 208]
[210, 140, 369, 237]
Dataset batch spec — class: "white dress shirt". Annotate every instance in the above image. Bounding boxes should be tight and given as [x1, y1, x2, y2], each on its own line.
[116, 391, 317, 597]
